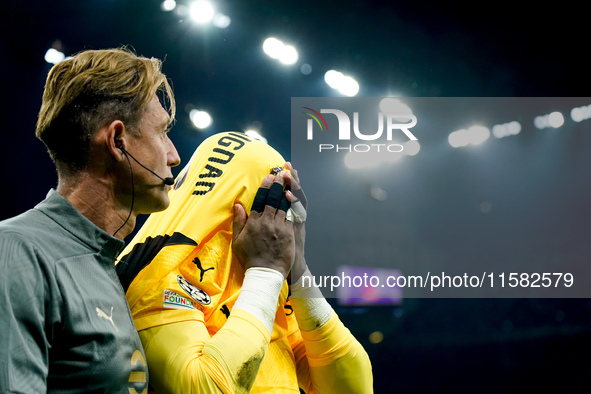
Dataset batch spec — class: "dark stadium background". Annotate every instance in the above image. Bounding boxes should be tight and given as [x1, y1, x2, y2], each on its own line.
[2, 1, 590, 392]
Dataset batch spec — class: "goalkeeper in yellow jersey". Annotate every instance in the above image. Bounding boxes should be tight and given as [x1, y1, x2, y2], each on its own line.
[116, 131, 373, 393]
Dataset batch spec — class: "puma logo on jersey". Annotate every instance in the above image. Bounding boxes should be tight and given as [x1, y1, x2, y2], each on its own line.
[192, 257, 215, 282]
[96, 306, 119, 332]
[220, 304, 230, 318]
[284, 304, 294, 316]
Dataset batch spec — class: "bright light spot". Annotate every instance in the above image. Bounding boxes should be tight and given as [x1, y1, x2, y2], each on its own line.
[44, 48, 65, 64]
[339, 76, 359, 96]
[448, 129, 469, 148]
[189, 1, 215, 24]
[263, 37, 284, 59]
[244, 130, 267, 143]
[548, 111, 564, 128]
[213, 13, 231, 28]
[189, 109, 212, 129]
[263, 38, 298, 65]
[468, 125, 490, 145]
[535, 112, 565, 129]
[161, 0, 176, 11]
[534, 115, 548, 129]
[449, 125, 490, 147]
[403, 140, 420, 156]
[300, 63, 312, 75]
[324, 70, 359, 96]
[369, 331, 384, 344]
[493, 121, 522, 139]
[571, 107, 584, 122]
[278, 45, 298, 65]
[507, 121, 521, 135]
[324, 70, 344, 89]
[492, 124, 507, 138]
[570, 104, 591, 122]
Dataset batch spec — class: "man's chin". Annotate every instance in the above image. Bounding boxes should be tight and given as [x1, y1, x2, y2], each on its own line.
[138, 196, 170, 215]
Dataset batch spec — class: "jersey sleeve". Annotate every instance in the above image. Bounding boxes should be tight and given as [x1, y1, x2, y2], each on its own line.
[139, 309, 271, 394]
[286, 307, 373, 394]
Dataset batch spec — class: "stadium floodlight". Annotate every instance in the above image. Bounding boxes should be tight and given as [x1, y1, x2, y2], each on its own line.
[339, 76, 359, 96]
[534, 111, 565, 129]
[323, 70, 359, 96]
[189, 1, 215, 24]
[492, 121, 521, 138]
[534, 115, 548, 129]
[548, 111, 564, 128]
[263, 37, 284, 59]
[189, 109, 212, 129]
[468, 125, 490, 145]
[44, 48, 65, 64]
[263, 37, 299, 65]
[448, 129, 470, 148]
[571, 104, 591, 122]
[161, 0, 176, 12]
[448, 125, 490, 147]
[278, 45, 298, 65]
[324, 70, 344, 89]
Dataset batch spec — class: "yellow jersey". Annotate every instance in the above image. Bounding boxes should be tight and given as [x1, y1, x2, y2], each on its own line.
[116, 131, 372, 393]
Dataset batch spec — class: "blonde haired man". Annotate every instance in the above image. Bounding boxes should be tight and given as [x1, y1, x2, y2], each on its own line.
[0, 48, 294, 393]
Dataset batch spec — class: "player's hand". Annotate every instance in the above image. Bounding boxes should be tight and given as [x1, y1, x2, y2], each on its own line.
[284, 162, 308, 284]
[232, 172, 293, 279]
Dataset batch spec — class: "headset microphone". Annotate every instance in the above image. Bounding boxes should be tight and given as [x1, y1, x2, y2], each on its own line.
[115, 139, 174, 186]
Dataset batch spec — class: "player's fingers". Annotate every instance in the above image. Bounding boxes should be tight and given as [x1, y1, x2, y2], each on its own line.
[232, 203, 247, 243]
[278, 191, 291, 214]
[284, 162, 300, 184]
[265, 180, 285, 211]
[251, 174, 275, 213]
[283, 165, 307, 210]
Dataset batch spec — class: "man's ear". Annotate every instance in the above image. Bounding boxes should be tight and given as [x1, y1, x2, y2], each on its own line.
[104, 120, 127, 161]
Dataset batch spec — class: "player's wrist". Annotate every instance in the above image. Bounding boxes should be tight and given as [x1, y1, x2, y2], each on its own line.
[245, 257, 290, 279]
[290, 267, 334, 331]
[233, 267, 285, 334]
[288, 259, 307, 285]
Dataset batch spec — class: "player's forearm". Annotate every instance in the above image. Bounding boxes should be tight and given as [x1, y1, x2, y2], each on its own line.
[289, 267, 333, 331]
[290, 268, 374, 393]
